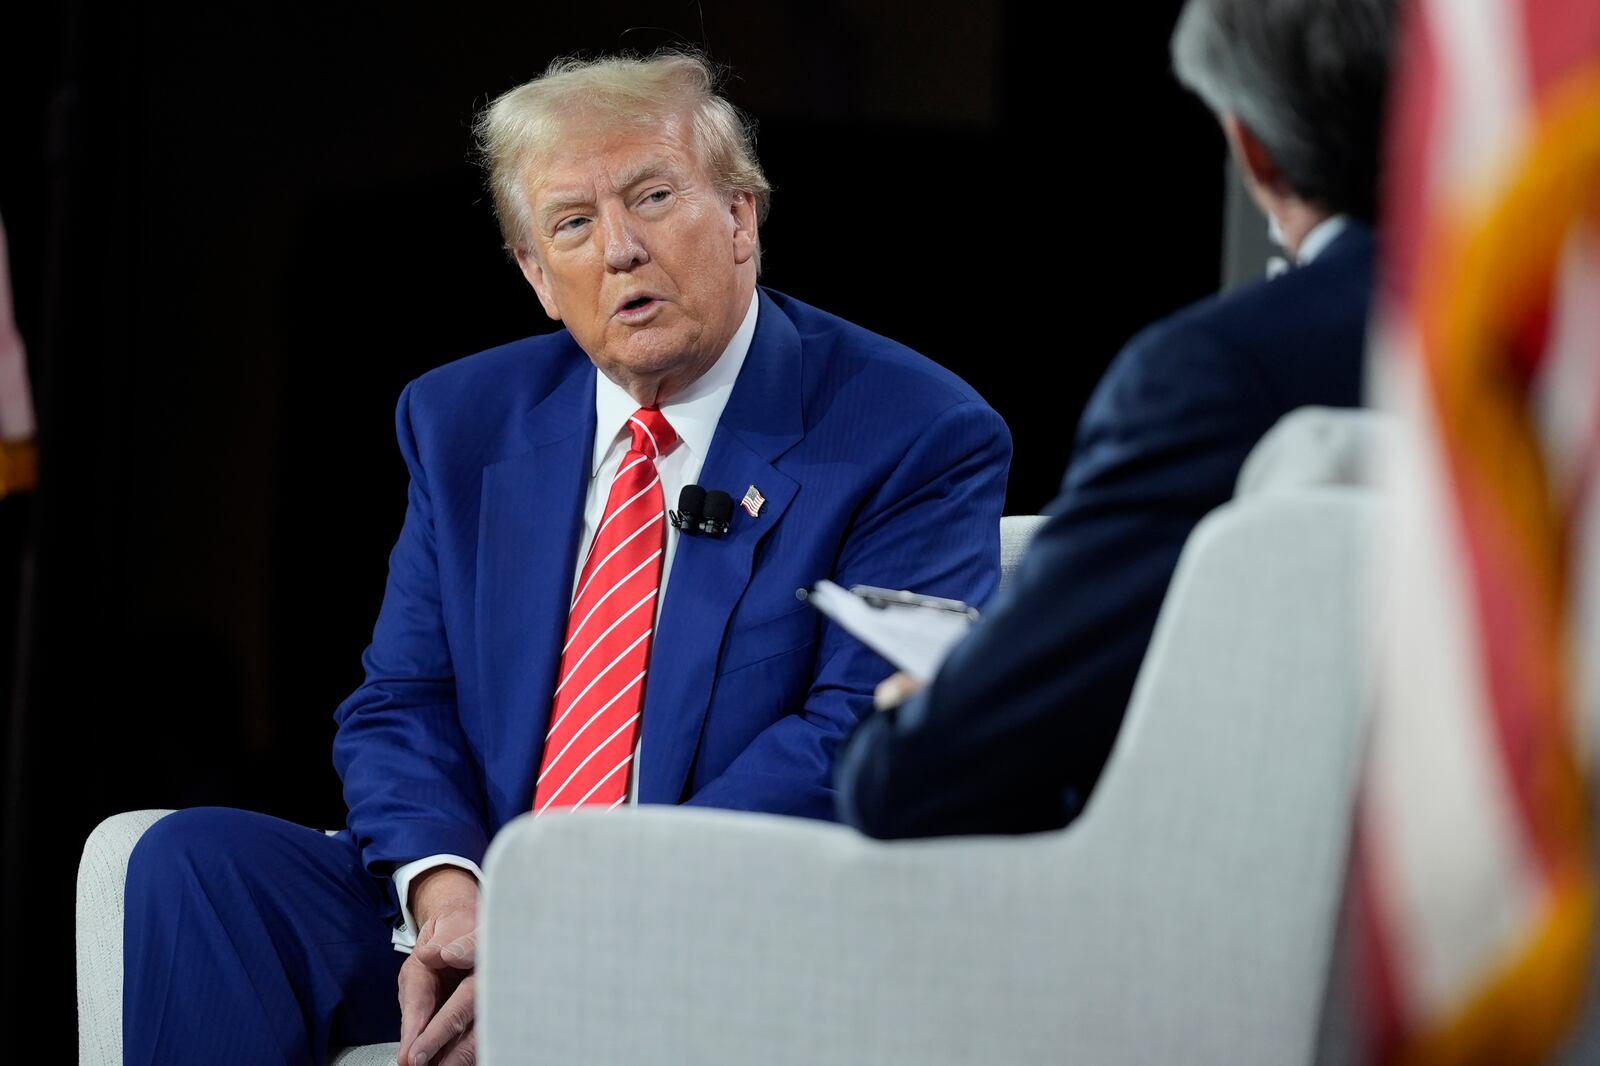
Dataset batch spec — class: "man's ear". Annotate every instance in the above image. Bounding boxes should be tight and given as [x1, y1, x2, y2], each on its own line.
[1221, 113, 1287, 198]
[729, 192, 758, 266]
[515, 246, 562, 321]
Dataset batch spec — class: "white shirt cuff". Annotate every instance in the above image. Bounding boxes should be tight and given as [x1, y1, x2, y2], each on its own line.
[390, 854, 483, 953]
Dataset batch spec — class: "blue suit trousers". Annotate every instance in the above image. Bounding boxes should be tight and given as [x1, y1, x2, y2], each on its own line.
[123, 808, 404, 1065]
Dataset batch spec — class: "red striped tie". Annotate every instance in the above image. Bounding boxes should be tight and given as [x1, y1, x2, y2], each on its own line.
[533, 407, 677, 814]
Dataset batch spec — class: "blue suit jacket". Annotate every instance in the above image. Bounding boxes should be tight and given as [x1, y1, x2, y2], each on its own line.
[333, 287, 1011, 892]
[837, 224, 1373, 838]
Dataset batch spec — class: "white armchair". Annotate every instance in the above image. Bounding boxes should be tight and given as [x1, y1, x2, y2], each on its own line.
[476, 440, 1380, 1064]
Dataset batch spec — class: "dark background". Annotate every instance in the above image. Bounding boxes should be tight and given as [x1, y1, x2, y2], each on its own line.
[0, 0, 1226, 1038]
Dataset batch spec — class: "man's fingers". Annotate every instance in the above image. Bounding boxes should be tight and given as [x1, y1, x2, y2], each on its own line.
[411, 915, 441, 966]
[396, 959, 442, 1066]
[410, 974, 476, 1066]
[441, 929, 477, 968]
[413, 905, 478, 970]
[435, 1029, 479, 1066]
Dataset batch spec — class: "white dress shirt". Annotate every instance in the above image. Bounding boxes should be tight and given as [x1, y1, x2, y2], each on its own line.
[389, 289, 760, 950]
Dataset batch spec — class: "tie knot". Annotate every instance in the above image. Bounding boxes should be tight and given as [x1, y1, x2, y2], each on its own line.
[627, 407, 677, 460]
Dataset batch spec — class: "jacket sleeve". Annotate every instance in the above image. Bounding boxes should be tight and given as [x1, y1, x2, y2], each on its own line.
[332, 381, 490, 900]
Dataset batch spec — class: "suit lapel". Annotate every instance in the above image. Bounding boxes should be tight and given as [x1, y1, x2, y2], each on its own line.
[639, 290, 805, 804]
[476, 356, 596, 795]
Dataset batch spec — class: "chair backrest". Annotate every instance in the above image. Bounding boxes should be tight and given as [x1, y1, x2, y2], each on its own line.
[1038, 429, 1380, 1063]
[1235, 405, 1394, 497]
[998, 514, 1047, 593]
[1058, 485, 1376, 1063]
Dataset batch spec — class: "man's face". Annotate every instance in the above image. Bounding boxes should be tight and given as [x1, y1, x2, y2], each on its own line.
[515, 113, 759, 404]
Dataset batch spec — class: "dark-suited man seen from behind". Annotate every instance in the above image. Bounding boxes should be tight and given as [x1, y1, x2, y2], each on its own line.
[120, 52, 1010, 1066]
[837, 0, 1395, 839]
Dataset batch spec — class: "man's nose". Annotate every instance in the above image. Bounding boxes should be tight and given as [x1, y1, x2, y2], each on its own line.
[600, 206, 648, 271]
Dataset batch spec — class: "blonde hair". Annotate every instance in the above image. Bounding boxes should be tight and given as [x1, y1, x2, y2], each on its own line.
[475, 51, 772, 262]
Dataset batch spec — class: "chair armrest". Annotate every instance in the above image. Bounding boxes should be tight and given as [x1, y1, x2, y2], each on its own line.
[76, 810, 174, 1066]
[478, 807, 1068, 1066]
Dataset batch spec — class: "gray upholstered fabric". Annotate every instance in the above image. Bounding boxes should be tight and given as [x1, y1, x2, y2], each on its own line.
[998, 513, 1048, 592]
[77, 810, 173, 1066]
[75, 809, 397, 1066]
[1236, 406, 1394, 497]
[329, 1043, 400, 1066]
[479, 486, 1377, 1066]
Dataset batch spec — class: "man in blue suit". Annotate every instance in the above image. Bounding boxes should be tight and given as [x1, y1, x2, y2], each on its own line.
[836, 0, 1394, 839]
[122, 53, 1009, 1066]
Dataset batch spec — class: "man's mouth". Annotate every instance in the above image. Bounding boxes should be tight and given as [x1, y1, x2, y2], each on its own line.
[616, 294, 662, 317]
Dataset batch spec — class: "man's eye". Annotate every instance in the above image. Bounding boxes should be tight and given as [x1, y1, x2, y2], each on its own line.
[642, 189, 671, 205]
[558, 217, 590, 233]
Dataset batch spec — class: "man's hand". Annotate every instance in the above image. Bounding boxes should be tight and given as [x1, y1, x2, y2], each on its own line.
[397, 868, 479, 1066]
[874, 671, 925, 711]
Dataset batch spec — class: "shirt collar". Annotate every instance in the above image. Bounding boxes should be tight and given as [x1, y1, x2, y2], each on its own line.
[1295, 214, 1351, 266]
[591, 288, 760, 476]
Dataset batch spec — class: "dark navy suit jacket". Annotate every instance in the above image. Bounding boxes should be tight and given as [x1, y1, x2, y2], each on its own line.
[836, 224, 1373, 838]
[332, 287, 1011, 899]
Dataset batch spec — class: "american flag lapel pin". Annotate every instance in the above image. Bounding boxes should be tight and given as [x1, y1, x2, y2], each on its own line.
[740, 484, 766, 518]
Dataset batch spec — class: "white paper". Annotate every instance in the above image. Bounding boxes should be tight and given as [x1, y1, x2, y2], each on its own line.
[806, 580, 973, 681]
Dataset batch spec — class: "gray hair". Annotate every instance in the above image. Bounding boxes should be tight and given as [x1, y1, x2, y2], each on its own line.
[1171, 0, 1395, 221]
[475, 51, 772, 263]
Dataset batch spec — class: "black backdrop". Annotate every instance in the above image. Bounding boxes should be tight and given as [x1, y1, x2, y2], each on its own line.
[0, 0, 1224, 1036]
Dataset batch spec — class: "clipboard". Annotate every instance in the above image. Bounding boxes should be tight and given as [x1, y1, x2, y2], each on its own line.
[799, 579, 977, 681]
